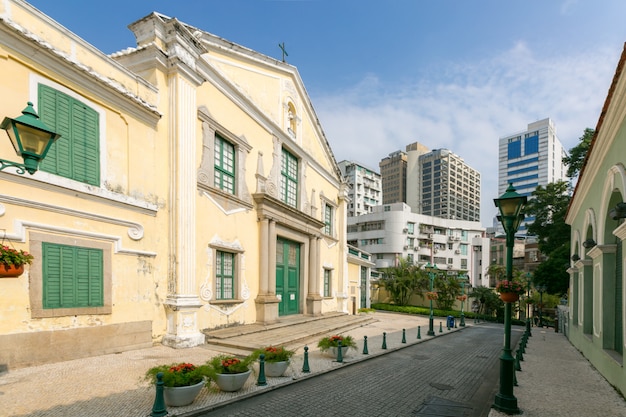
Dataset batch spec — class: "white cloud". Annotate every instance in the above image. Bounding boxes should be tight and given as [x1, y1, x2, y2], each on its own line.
[313, 42, 619, 225]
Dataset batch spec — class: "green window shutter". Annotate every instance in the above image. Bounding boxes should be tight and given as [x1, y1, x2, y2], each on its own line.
[38, 84, 100, 185]
[42, 243, 103, 309]
[214, 135, 235, 194]
[281, 148, 298, 207]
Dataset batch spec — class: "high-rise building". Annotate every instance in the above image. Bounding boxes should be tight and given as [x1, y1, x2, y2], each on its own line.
[338, 160, 382, 217]
[408, 148, 480, 222]
[498, 118, 568, 234]
[379, 150, 407, 204]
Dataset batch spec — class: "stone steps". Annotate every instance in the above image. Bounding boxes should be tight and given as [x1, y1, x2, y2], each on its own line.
[202, 313, 377, 354]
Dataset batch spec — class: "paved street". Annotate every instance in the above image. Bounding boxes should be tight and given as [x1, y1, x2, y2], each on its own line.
[193, 324, 521, 417]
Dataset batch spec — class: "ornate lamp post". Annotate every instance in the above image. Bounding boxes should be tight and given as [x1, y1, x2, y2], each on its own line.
[425, 262, 438, 336]
[0, 102, 60, 175]
[492, 183, 526, 415]
[458, 273, 468, 327]
[525, 272, 532, 336]
[536, 284, 547, 327]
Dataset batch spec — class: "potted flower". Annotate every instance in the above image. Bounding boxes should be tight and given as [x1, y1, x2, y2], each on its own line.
[496, 279, 525, 302]
[317, 334, 357, 358]
[145, 362, 210, 406]
[206, 354, 253, 392]
[0, 245, 34, 277]
[426, 291, 438, 300]
[251, 345, 295, 377]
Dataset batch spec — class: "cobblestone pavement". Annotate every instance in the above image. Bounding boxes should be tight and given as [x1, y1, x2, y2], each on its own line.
[3, 312, 625, 417]
[489, 328, 626, 417]
[193, 323, 510, 417]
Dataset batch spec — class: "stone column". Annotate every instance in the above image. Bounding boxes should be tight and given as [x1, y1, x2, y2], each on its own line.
[255, 217, 279, 323]
[162, 74, 204, 348]
[307, 235, 322, 315]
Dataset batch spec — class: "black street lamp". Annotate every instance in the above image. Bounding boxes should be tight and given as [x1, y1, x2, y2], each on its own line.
[492, 183, 526, 415]
[425, 262, 438, 336]
[525, 272, 532, 337]
[0, 102, 60, 175]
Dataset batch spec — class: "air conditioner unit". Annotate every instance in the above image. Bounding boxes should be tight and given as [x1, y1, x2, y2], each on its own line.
[414, 247, 420, 251]
[428, 234, 433, 239]
[403, 246, 409, 250]
[402, 228, 408, 233]
[447, 265, 453, 269]
[433, 249, 438, 254]
[455, 250, 461, 254]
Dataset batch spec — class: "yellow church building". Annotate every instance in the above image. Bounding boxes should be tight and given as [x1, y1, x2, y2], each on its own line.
[0, 0, 359, 369]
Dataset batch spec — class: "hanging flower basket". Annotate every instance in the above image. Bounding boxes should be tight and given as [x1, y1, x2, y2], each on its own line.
[500, 292, 520, 303]
[457, 295, 467, 302]
[426, 291, 438, 300]
[0, 242, 33, 278]
[0, 264, 24, 278]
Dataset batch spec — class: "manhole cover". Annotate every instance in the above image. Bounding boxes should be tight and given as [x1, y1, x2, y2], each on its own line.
[413, 396, 473, 416]
[430, 382, 454, 390]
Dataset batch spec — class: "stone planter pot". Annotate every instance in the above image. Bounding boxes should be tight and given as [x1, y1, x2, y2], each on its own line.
[163, 380, 205, 407]
[500, 292, 520, 303]
[0, 264, 24, 278]
[326, 346, 351, 359]
[214, 370, 251, 392]
[264, 361, 289, 377]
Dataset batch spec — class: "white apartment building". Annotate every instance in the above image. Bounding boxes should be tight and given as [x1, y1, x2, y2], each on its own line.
[347, 202, 490, 288]
[339, 160, 383, 217]
[498, 118, 568, 234]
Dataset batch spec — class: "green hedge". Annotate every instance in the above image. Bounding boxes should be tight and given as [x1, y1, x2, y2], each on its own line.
[371, 303, 525, 326]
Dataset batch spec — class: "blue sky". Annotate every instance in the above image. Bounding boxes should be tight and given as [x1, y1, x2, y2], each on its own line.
[26, 0, 626, 225]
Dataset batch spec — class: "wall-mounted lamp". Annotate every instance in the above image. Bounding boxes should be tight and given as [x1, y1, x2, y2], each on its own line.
[582, 238, 596, 249]
[571, 254, 580, 261]
[0, 102, 60, 175]
[609, 202, 626, 220]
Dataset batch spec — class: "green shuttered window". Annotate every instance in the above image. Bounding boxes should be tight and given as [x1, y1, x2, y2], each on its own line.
[280, 148, 298, 207]
[38, 84, 100, 185]
[216, 250, 235, 300]
[214, 134, 235, 194]
[42, 242, 104, 309]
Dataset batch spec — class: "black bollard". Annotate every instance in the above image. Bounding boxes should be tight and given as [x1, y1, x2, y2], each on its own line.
[402, 328, 406, 343]
[302, 345, 310, 373]
[439, 322, 443, 333]
[363, 335, 369, 354]
[257, 353, 267, 386]
[150, 372, 168, 417]
[417, 325, 421, 340]
[382, 332, 387, 349]
[336, 340, 344, 363]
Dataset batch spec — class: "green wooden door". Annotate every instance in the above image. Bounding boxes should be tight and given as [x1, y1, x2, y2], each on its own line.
[276, 238, 300, 316]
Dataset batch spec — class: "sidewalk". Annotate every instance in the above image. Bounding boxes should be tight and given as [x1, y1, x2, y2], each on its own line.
[489, 328, 626, 417]
[1, 312, 440, 417]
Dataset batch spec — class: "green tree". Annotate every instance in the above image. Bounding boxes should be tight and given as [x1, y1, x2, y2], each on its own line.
[524, 180, 571, 296]
[378, 258, 426, 305]
[469, 286, 501, 318]
[433, 273, 461, 311]
[563, 128, 594, 179]
[525, 181, 571, 256]
[486, 263, 506, 283]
